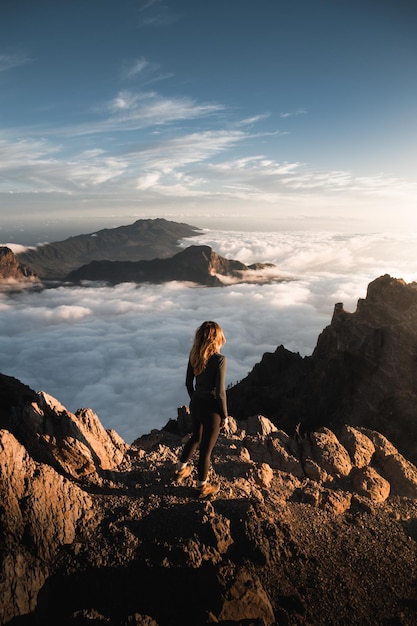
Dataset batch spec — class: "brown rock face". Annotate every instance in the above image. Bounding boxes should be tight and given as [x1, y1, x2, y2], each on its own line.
[9, 388, 128, 481]
[228, 275, 417, 465]
[0, 429, 94, 624]
[0, 247, 38, 282]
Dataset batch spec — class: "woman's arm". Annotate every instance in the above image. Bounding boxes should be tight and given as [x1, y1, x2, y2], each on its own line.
[185, 360, 195, 399]
[215, 354, 228, 420]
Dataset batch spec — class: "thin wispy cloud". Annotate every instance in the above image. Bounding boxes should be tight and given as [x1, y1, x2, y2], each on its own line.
[122, 57, 151, 79]
[238, 113, 271, 126]
[0, 52, 30, 73]
[280, 108, 307, 118]
[0, 138, 59, 166]
[78, 91, 226, 135]
[134, 129, 247, 170]
[138, 0, 179, 27]
[121, 56, 171, 85]
[0, 137, 128, 193]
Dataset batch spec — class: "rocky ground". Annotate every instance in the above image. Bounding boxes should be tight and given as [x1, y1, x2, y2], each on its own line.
[1, 381, 417, 626]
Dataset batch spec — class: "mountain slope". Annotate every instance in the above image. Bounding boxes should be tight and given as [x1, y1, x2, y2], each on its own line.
[17, 218, 201, 280]
[65, 244, 277, 286]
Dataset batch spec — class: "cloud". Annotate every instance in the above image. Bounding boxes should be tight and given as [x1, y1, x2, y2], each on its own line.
[0, 137, 129, 193]
[0, 52, 30, 73]
[134, 130, 247, 170]
[70, 91, 226, 136]
[0, 138, 59, 165]
[122, 57, 151, 79]
[138, 0, 179, 27]
[1, 122, 416, 229]
[2, 229, 417, 445]
[280, 109, 307, 118]
[238, 113, 271, 126]
[114, 91, 222, 124]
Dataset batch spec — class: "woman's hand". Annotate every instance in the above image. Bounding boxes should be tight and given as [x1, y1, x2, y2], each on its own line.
[220, 416, 229, 431]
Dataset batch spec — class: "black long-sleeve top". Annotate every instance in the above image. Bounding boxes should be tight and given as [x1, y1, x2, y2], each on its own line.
[186, 353, 228, 420]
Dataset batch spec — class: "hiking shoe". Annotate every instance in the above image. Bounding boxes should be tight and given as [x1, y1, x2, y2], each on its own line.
[174, 465, 192, 483]
[198, 482, 220, 499]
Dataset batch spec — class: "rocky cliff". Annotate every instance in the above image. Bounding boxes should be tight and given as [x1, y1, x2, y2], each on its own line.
[2, 274, 417, 625]
[0, 247, 38, 284]
[228, 274, 417, 466]
[65, 245, 277, 286]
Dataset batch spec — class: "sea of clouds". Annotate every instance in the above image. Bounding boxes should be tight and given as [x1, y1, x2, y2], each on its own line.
[1, 228, 417, 443]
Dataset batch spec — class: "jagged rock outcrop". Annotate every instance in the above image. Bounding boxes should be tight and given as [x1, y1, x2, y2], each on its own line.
[3, 381, 128, 483]
[17, 218, 201, 280]
[1, 373, 417, 625]
[0, 247, 38, 283]
[228, 275, 417, 465]
[65, 244, 276, 286]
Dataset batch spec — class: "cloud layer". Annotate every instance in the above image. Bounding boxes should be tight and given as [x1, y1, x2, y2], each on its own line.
[2, 229, 417, 443]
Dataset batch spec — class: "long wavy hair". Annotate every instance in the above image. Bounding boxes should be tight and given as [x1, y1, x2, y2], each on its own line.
[189, 321, 226, 376]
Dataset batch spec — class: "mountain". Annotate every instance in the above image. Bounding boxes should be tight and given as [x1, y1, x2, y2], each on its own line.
[16, 218, 201, 280]
[1, 274, 417, 624]
[65, 244, 277, 286]
[228, 274, 417, 465]
[0, 247, 38, 283]
[1, 372, 417, 625]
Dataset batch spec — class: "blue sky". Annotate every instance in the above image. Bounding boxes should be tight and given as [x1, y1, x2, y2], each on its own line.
[0, 0, 416, 241]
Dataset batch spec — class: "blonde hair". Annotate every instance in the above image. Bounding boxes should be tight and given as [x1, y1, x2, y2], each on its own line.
[189, 321, 226, 376]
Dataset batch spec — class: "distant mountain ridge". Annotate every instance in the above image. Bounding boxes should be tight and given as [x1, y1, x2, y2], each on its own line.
[17, 218, 201, 280]
[66, 244, 277, 286]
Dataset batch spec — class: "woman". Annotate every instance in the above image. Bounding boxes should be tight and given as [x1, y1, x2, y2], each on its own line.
[175, 320, 228, 498]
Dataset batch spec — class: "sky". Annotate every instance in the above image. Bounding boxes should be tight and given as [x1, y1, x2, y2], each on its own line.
[0, 0, 416, 242]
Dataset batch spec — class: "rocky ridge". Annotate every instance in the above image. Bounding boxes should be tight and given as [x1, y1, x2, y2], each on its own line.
[1, 371, 417, 625]
[65, 244, 277, 286]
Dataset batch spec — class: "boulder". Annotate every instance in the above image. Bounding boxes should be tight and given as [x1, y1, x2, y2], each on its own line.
[359, 428, 417, 498]
[309, 427, 352, 478]
[338, 424, 375, 468]
[351, 466, 390, 503]
[217, 567, 276, 625]
[246, 414, 279, 436]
